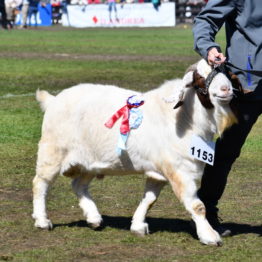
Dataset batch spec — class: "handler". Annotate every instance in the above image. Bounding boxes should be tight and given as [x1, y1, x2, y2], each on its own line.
[193, 0, 262, 236]
[0, 0, 8, 29]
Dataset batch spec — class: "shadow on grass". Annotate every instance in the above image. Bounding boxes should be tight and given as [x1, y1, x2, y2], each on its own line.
[53, 216, 195, 237]
[223, 222, 262, 236]
[53, 215, 262, 237]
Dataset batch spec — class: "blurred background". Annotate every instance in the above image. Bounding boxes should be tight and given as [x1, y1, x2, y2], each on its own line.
[0, 0, 208, 28]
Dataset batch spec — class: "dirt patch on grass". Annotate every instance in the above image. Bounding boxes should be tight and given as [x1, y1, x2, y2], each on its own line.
[0, 187, 31, 202]
[0, 52, 197, 63]
[72, 243, 187, 262]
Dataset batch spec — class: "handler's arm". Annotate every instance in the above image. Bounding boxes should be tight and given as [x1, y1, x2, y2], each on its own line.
[193, 0, 235, 65]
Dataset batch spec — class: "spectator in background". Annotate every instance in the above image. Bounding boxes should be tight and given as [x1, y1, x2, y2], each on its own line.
[27, 0, 49, 27]
[5, 0, 22, 28]
[27, 0, 48, 26]
[61, 0, 70, 25]
[152, 0, 161, 11]
[20, 0, 29, 28]
[107, 0, 118, 23]
[51, 0, 62, 24]
[27, 0, 39, 26]
[0, 0, 8, 29]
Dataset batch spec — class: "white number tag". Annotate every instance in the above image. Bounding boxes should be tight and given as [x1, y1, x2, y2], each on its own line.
[190, 135, 216, 165]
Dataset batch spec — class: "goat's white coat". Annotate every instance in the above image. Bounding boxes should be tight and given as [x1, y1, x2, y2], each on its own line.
[32, 59, 237, 246]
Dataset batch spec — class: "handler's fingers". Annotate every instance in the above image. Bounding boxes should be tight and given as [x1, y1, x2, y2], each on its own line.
[207, 48, 226, 65]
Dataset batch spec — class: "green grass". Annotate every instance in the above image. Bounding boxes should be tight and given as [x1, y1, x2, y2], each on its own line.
[0, 27, 196, 55]
[0, 26, 227, 96]
[0, 26, 261, 262]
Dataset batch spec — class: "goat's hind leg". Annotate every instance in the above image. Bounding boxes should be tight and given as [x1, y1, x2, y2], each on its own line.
[32, 144, 61, 230]
[131, 177, 166, 236]
[72, 174, 103, 229]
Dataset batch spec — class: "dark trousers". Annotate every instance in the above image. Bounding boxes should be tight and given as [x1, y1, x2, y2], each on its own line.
[198, 96, 262, 214]
[0, 6, 7, 29]
[28, 6, 38, 26]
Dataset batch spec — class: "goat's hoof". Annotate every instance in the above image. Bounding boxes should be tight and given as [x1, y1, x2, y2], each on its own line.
[87, 216, 103, 230]
[89, 222, 102, 230]
[198, 227, 223, 246]
[130, 222, 149, 236]
[216, 240, 223, 247]
[199, 234, 222, 246]
[204, 240, 223, 246]
[34, 218, 53, 230]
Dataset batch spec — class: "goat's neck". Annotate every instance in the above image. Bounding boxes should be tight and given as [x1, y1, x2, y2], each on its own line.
[183, 89, 237, 139]
[191, 103, 216, 140]
[167, 102, 216, 142]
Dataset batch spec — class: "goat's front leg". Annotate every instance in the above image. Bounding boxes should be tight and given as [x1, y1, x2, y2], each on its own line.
[183, 194, 222, 246]
[131, 177, 166, 236]
[163, 164, 222, 246]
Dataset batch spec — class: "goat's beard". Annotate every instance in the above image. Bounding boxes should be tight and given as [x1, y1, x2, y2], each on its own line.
[215, 106, 238, 136]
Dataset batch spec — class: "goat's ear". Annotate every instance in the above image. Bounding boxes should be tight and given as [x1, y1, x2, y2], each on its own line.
[163, 87, 185, 109]
[196, 59, 212, 78]
[182, 71, 194, 87]
[228, 71, 244, 93]
[173, 99, 184, 109]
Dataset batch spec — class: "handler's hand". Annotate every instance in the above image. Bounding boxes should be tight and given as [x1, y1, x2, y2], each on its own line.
[207, 47, 226, 65]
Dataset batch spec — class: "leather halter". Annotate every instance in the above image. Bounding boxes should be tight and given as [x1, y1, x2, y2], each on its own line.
[192, 70, 214, 109]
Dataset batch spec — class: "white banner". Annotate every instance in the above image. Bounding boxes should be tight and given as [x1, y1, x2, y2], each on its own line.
[62, 3, 176, 27]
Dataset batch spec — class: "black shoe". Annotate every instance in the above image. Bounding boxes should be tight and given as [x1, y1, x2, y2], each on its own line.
[206, 214, 232, 237]
[213, 225, 231, 237]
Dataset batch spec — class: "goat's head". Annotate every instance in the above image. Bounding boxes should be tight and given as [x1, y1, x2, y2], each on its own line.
[172, 59, 243, 110]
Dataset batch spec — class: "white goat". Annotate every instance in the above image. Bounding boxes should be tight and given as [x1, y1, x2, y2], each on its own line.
[32, 59, 237, 246]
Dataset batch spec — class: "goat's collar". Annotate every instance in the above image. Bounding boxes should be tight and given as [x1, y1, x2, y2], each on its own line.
[205, 64, 226, 90]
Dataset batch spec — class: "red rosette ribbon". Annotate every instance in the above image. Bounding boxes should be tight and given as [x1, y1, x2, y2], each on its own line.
[104, 95, 144, 134]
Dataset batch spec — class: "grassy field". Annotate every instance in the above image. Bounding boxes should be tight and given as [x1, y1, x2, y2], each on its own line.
[0, 26, 261, 262]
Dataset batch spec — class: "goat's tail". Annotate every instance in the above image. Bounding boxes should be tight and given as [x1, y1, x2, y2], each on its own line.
[36, 89, 55, 112]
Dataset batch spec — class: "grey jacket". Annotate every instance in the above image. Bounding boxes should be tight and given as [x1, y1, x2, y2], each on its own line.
[193, 0, 262, 99]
